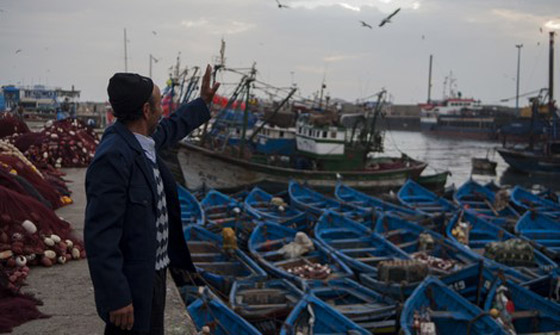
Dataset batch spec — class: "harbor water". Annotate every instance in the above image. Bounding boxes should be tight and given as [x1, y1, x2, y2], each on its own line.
[381, 130, 560, 191]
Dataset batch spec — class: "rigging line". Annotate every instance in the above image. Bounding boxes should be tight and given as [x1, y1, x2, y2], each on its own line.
[526, 43, 545, 91]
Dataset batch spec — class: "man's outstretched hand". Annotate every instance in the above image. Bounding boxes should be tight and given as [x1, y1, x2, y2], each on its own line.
[200, 64, 220, 105]
[109, 303, 134, 330]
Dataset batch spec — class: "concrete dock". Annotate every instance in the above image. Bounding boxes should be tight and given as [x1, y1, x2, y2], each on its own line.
[12, 168, 197, 335]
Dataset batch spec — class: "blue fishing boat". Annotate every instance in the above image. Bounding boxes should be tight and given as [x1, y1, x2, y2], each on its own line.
[511, 185, 560, 220]
[515, 211, 560, 258]
[177, 183, 205, 226]
[248, 222, 353, 285]
[308, 278, 398, 334]
[201, 189, 255, 248]
[244, 187, 306, 225]
[201, 189, 243, 226]
[188, 287, 263, 335]
[334, 182, 421, 218]
[314, 210, 409, 275]
[229, 279, 303, 335]
[280, 293, 369, 335]
[397, 179, 457, 216]
[255, 124, 296, 156]
[441, 261, 500, 306]
[401, 276, 506, 335]
[455, 179, 519, 227]
[289, 180, 373, 225]
[184, 225, 266, 295]
[446, 210, 557, 281]
[362, 213, 481, 300]
[483, 279, 560, 334]
[522, 269, 560, 302]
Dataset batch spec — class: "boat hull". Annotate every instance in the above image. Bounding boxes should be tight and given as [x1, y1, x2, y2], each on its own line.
[497, 147, 560, 174]
[177, 142, 426, 192]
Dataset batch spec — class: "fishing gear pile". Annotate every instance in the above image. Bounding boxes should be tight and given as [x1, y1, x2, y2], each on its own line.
[6, 118, 99, 168]
[0, 113, 30, 139]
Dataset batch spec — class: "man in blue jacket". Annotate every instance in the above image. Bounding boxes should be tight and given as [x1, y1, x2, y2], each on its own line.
[84, 65, 219, 334]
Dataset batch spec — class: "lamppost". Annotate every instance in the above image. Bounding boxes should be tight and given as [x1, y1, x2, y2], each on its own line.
[515, 44, 523, 113]
[149, 54, 159, 78]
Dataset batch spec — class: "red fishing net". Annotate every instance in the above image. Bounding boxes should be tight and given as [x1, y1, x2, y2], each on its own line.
[0, 113, 30, 139]
[5, 118, 99, 169]
[0, 266, 49, 333]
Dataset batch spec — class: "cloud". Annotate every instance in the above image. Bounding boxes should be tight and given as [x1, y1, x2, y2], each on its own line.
[180, 18, 209, 28]
[296, 64, 326, 74]
[290, 0, 419, 12]
[323, 54, 361, 62]
[545, 19, 560, 30]
[180, 18, 255, 35]
[338, 2, 360, 11]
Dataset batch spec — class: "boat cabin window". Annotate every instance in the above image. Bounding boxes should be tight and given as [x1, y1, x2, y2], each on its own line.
[330, 131, 337, 138]
[322, 131, 327, 138]
[279, 131, 284, 137]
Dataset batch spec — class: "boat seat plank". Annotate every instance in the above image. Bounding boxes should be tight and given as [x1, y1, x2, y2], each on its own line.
[429, 310, 471, 321]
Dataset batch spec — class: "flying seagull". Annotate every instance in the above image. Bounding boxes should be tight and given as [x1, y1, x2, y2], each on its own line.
[379, 8, 401, 27]
[275, 0, 290, 9]
[359, 20, 373, 29]
[15, 49, 22, 54]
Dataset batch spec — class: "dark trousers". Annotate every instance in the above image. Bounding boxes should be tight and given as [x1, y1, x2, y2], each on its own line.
[105, 268, 167, 335]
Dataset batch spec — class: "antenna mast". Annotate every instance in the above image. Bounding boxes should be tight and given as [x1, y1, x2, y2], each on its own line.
[124, 28, 128, 72]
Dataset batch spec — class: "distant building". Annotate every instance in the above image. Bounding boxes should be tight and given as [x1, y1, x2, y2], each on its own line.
[1, 84, 80, 113]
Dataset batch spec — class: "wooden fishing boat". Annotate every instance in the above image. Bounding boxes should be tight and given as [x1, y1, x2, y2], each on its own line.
[289, 180, 374, 226]
[314, 210, 410, 275]
[229, 279, 303, 335]
[334, 182, 421, 219]
[362, 213, 481, 300]
[188, 287, 263, 335]
[178, 141, 427, 193]
[454, 179, 519, 228]
[397, 179, 457, 216]
[511, 185, 560, 220]
[483, 279, 560, 334]
[184, 224, 266, 295]
[441, 261, 501, 306]
[243, 186, 306, 225]
[280, 293, 369, 335]
[248, 222, 353, 285]
[400, 276, 506, 335]
[522, 270, 560, 302]
[200, 189, 255, 248]
[515, 211, 560, 259]
[416, 170, 451, 194]
[472, 157, 497, 172]
[308, 278, 398, 334]
[177, 183, 205, 226]
[446, 210, 557, 282]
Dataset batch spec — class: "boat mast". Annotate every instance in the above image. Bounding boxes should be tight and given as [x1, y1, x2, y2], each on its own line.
[239, 63, 256, 157]
[366, 90, 386, 151]
[427, 54, 433, 104]
[200, 39, 226, 144]
[248, 88, 297, 143]
[549, 32, 555, 116]
[549, 32, 557, 139]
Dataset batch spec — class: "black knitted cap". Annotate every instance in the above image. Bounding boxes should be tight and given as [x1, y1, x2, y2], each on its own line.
[107, 73, 154, 120]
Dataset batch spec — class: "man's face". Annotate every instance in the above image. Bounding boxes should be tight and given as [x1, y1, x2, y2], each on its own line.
[147, 85, 163, 135]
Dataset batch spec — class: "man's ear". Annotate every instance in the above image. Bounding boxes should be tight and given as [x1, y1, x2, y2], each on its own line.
[141, 102, 151, 119]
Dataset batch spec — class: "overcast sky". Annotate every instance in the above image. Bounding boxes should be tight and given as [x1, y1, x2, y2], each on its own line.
[0, 0, 559, 106]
